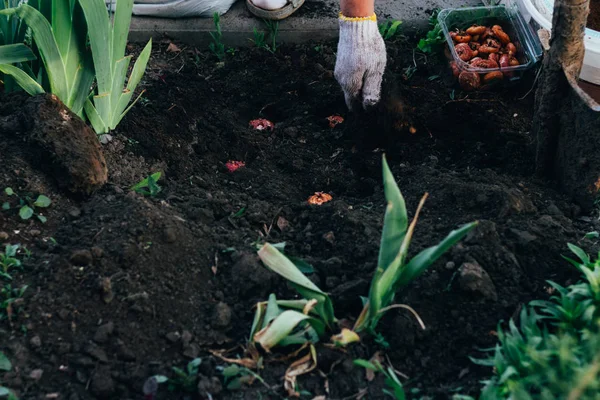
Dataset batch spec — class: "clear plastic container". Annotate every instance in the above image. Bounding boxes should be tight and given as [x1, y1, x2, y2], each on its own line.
[437, 4, 543, 88]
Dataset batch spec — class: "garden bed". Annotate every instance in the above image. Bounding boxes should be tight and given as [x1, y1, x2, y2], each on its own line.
[0, 37, 598, 400]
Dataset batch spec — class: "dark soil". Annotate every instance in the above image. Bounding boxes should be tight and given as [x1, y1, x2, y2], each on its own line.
[588, 0, 600, 31]
[1, 36, 598, 400]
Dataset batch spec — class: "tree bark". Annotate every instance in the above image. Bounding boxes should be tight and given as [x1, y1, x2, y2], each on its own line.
[533, 0, 589, 176]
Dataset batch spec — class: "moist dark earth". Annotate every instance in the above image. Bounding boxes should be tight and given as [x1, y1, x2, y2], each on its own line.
[1, 34, 599, 400]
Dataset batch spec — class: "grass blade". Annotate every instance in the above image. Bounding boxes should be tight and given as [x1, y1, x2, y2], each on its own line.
[78, 0, 111, 93]
[112, 0, 133, 67]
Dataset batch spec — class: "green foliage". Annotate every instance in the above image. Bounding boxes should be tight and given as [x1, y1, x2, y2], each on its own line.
[0, 283, 27, 322]
[0, 0, 152, 134]
[379, 20, 403, 41]
[209, 12, 225, 61]
[0, 244, 23, 281]
[251, 155, 475, 351]
[251, 19, 279, 54]
[79, 0, 152, 134]
[417, 10, 444, 54]
[2, 187, 51, 223]
[354, 156, 477, 333]
[131, 172, 162, 197]
[354, 359, 406, 399]
[170, 358, 202, 392]
[0, 350, 18, 400]
[222, 364, 263, 390]
[467, 244, 600, 399]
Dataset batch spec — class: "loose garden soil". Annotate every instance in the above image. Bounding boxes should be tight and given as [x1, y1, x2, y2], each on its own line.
[1, 35, 599, 400]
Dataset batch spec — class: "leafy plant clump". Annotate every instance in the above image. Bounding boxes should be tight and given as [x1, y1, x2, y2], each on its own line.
[209, 12, 225, 61]
[2, 187, 51, 223]
[251, 19, 279, 54]
[0, 0, 152, 134]
[379, 19, 403, 41]
[250, 154, 477, 351]
[462, 244, 600, 399]
[131, 172, 162, 197]
[0, 283, 27, 322]
[0, 244, 23, 281]
[417, 10, 445, 54]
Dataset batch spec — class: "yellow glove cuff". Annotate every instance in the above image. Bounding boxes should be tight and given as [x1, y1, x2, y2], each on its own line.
[338, 13, 377, 22]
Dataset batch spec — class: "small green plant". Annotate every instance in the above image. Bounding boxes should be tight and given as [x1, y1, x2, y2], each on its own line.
[226, 47, 237, 56]
[222, 364, 265, 390]
[379, 20, 403, 41]
[0, 351, 18, 400]
[249, 155, 477, 351]
[0, 283, 27, 321]
[131, 172, 162, 197]
[251, 19, 279, 54]
[354, 358, 406, 399]
[209, 12, 225, 61]
[146, 358, 201, 394]
[0, 244, 22, 281]
[417, 10, 445, 54]
[463, 244, 600, 399]
[2, 187, 51, 223]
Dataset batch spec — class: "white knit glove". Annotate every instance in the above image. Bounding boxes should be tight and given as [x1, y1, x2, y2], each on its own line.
[334, 14, 387, 111]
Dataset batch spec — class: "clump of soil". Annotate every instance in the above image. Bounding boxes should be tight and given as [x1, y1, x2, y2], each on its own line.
[0, 37, 597, 400]
[588, 0, 600, 31]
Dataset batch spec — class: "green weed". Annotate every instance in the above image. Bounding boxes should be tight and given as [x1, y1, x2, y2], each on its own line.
[131, 172, 162, 197]
[251, 20, 279, 54]
[379, 20, 403, 41]
[0, 283, 27, 322]
[2, 187, 51, 223]
[417, 10, 445, 54]
[354, 358, 406, 399]
[209, 12, 225, 61]
[0, 244, 23, 281]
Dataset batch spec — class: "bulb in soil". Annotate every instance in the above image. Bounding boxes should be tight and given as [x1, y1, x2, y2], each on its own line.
[458, 71, 481, 91]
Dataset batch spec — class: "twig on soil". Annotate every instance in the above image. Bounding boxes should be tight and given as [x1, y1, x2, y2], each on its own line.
[518, 66, 543, 100]
[92, 227, 105, 242]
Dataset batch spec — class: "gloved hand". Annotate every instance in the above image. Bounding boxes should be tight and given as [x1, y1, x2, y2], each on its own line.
[334, 14, 386, 111]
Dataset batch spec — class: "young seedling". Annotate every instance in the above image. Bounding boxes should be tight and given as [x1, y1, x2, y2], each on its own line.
[379, 20, 403, 41]
[0, 284, 27, 321]
[2, 187, 51, 223]
[417, 10, 445, 54]
[0, 244, 22, 281]
[0, 351, 18, 400]
[146, 358, 202, 394]
[250, 20, 279, 54]
[221, 364, 266, 390]
[131, 172, 162, 197]
[354, 358, 406, 399]
[209, 12, 225, 61]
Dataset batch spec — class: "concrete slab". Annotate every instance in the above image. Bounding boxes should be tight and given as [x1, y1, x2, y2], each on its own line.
[128, 0, 483, 47]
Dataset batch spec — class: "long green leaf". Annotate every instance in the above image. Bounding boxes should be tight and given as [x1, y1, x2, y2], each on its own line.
[396, 222, 478, 290]
[112, 0, 133, 67]
[112, 39, 152, 129]
[68, 58, 94, 117]
[84, 98, 106, 134]
[253, 310, 324, 351]
[0, 63, 44, 95]
[109, 55, 131, 122]
[258, 243, 336, 327]
[4, 5, 69, 102]
[0, 43, 36, 64]
[78, 0, 111, 94]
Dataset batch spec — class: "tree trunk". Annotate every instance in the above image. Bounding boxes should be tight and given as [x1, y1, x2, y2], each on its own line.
[533, 0, 589, 176]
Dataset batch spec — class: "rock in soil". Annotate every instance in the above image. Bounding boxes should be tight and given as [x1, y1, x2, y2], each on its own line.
[0, 93, 107, 195]
[90, 367, 115, 398]
[458, 262, 498, 301]
[93, 322, 114, 344]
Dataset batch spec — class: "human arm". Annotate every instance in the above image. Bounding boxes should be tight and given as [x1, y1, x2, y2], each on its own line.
[334, 0, 386, 110]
